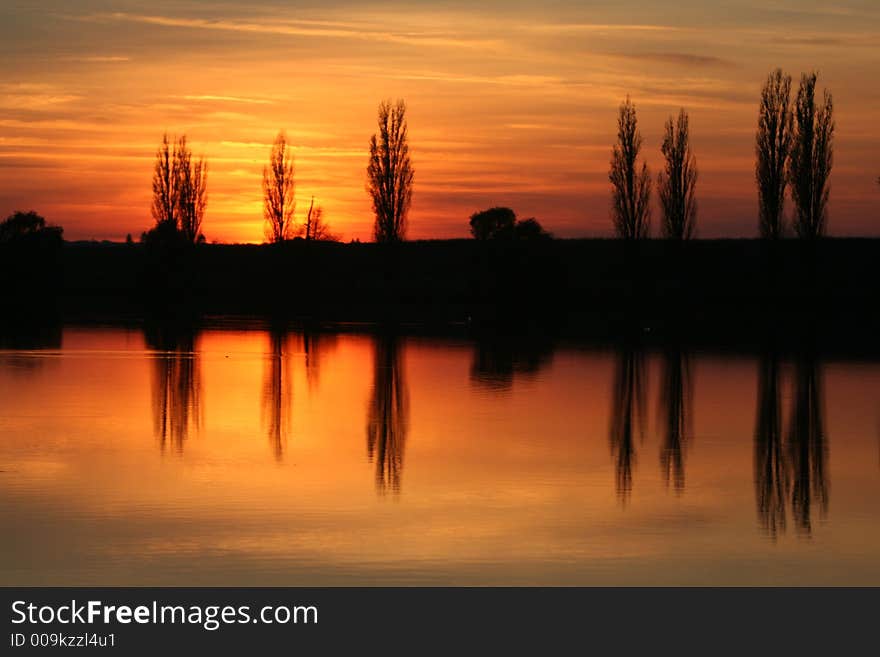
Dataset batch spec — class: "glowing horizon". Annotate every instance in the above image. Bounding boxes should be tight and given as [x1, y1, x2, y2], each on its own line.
[1, 1, 878, 243]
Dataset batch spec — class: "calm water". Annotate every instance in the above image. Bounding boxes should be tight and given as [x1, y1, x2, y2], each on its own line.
[1, 324, 879, 586]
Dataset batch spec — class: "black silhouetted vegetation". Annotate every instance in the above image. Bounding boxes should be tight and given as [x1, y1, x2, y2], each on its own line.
[470, 207, 515, 240]
[609, 96, 651, 239]
[303, 197, 338, 242]
[3, 73, 878, 337]
[0, 210, 63, 245]
[263, 132, 297, 243]
[790, 73, 834, 239]
[367, 99, 414, 243]
[756, 69, 793, 239]
[658, 109, 697, 239]
[177, 141, 208, 244]
[148, 133, 207, 245]
[150, 134, 177, 228]
[366, 332, 409, 494]
[469, 207, 551, 241]
[0, 210, 64, 305]
[514, 217, 551, 241]
[33, 238, 879, 340]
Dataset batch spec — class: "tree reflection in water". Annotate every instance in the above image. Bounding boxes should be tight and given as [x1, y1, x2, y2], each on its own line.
[366, 332, 409, 495]
[145, 323, 202, 453]
[659, 348, 692, 494]
[754, 351, 829, 538]
[609, 346, 646, 504]
[755, 352, 787, 538]
[262, 325, 292, 461]
[786, 355, 829, 536]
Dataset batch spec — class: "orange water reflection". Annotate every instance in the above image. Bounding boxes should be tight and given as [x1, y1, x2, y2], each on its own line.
[1, 326, 879, 585]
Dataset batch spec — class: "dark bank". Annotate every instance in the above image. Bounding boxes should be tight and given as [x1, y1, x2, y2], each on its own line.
[3, 236, 879, 352]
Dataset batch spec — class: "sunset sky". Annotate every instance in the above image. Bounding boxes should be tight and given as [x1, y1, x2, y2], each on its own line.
[1, 0, 878, 242]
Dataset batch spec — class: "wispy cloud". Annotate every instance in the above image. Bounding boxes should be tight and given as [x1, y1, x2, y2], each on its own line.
[62, 55, 130, 63]
[610, 52, 734, 68]
[524, 23, 691, 34]
[0, 93, 82, 110]
[183, 95, 273, 105]
[80, 12, 501, 50]
[371, 70, 565, 88]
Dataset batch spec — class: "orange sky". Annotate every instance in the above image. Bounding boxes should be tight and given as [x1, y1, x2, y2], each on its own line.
[1, 1, 878, 242]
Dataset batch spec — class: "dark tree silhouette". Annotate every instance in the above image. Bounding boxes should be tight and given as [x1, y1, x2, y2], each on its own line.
[609, 96, 651, 239]
[609, 347, 646, 503]
[303, 197, 339, 242]
[514, 217, 552, 240]
[469, 206, 516, 240]
[176, 137, 208, 244]
[304, 196, 317, 241]
[659, 348, 691, 493]
[0, 210, 64, 303]
[469, 209, 551, 241]
[263, 132, 296, 243]
[145, 324, 202, 453]
[754, 352, 787, 538]
[0, 210, 62, 244]
[786, 355, 829, 535]
[151, 133, 178, 229]
[149, 134, 207, 243]
[756, 69, 793, 239]
[658, 109, 697, 239]
[366, 333, 409, 494]
[789, 73, 834, 239]
[367, 99, 414, 243]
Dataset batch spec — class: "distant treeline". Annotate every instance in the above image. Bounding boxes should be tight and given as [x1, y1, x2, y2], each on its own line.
[4, 69, 879, 254]
[2, 69, 879, 331]
[1, 237, 870, 338]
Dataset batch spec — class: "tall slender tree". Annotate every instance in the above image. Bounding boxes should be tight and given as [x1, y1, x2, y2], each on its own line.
[263, 132, 296, 243]
[150, 133, 208, 242]
[151, 133, 179, 228]
[609, 96, 652, 239]
[367, 99, 414, 243]
[176, 136, 207, 243]
[756, 69, 793, 239]
[658, 109, 697, 239]
[789, 73, 834, 239]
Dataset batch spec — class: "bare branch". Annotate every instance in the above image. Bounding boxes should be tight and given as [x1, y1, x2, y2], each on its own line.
[789, 72, 834, 239]
[658, 108, 697, 239]
[609, 96, 652, 239]
[756, 69, 792, 239]
[367, 99, 414, 243]
[263, 132, 296, 243]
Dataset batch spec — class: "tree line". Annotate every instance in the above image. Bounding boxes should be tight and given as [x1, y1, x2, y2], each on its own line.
[609, 69, 836, 241]
[6, 68, 872, 247]
[146, 99, 414, 246]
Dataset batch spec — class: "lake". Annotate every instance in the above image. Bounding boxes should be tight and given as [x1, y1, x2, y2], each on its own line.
[1, 322, 879, 585]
